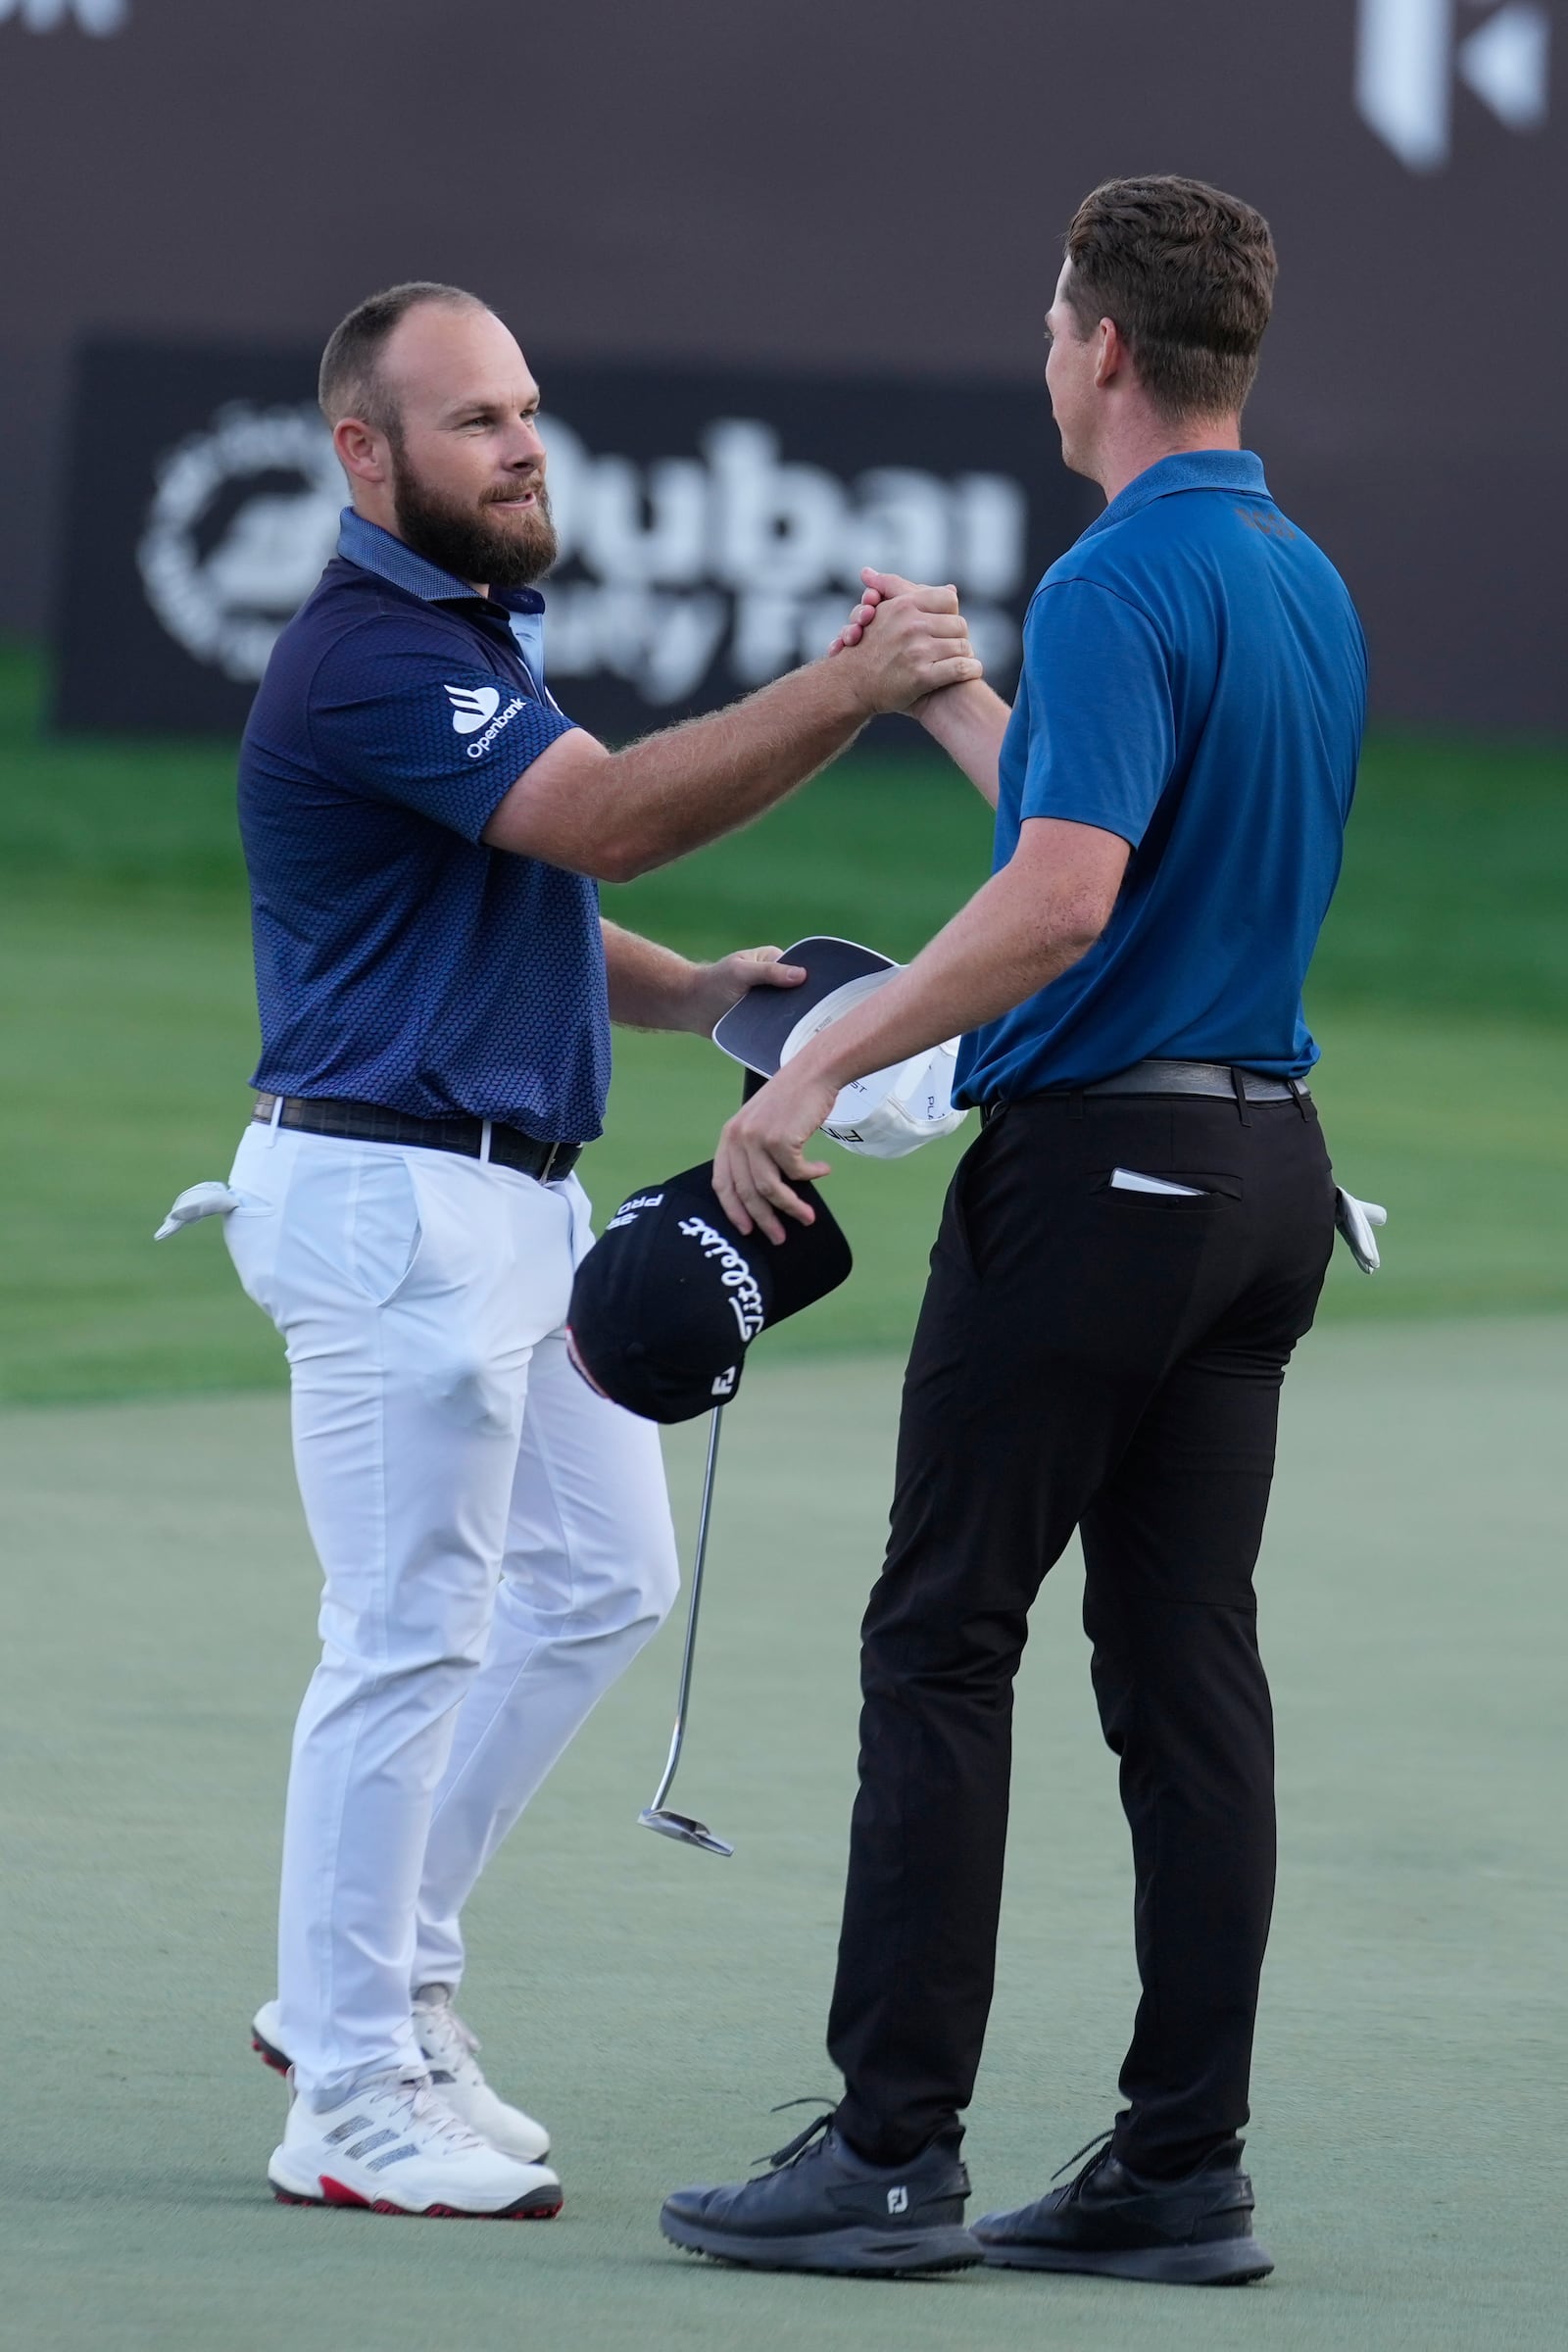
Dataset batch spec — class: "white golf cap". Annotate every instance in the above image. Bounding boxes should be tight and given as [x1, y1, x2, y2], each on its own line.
[712, 936, 970, 1161]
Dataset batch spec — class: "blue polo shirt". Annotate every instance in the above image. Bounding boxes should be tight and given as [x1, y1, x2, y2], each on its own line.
[956, 451, 1366, 1102]
[238, 511, 609, 1139]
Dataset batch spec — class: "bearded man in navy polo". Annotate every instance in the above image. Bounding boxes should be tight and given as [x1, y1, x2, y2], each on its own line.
[219, 280, 981, 2219]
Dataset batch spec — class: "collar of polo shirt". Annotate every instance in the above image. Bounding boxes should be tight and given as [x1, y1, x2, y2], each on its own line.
[1083, 450, 1268, 542]
[337, 508, 547, 617]
[337, 507, 550, 690]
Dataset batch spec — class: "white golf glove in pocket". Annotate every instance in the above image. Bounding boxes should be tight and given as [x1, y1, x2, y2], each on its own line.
[154, 1180, 245, 1240]
[1334, 1186, 1387, 1275]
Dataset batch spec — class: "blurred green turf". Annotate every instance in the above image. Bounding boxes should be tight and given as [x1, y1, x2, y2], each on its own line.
[2, 641, 1566, 1403]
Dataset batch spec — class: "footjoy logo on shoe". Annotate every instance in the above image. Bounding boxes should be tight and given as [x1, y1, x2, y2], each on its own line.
[887, 2185, 908, 2214]
[445, 682, 503, 733]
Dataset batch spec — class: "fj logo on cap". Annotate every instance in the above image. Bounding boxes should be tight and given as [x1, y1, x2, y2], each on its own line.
[887, 2185, 908, 2214]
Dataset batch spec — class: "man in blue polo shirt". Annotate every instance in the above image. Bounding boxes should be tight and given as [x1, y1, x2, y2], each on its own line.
[212, 280, 979, 2221]
[664, 176, 1366, 2283]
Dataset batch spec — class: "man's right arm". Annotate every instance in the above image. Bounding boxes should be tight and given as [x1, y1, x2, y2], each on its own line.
[481, 587, 980, 882]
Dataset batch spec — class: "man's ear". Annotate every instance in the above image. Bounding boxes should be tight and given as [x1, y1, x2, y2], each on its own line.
[1093, 318, 1128, 391]
[333, 416, 391, 487]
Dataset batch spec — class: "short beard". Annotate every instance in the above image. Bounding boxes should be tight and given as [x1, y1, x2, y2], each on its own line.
[389, 441, 560, 591]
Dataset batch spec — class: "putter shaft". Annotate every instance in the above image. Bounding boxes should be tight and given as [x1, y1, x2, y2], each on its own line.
[645, 1404, 724, 1822]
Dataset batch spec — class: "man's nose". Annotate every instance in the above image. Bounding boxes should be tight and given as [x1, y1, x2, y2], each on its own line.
[503, 423, 546, 468]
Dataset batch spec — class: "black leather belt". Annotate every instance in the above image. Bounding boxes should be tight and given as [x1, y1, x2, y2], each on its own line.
[1082, 1058, 1308, 1103]
[252, 1094, 583, 1182]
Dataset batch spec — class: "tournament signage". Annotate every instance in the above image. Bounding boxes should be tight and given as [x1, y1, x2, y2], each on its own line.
[54, 344, 1091, 739]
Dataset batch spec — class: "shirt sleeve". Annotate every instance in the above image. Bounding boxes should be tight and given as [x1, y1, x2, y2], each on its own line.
[1014, 580, 1175, 849]
[307, 626, 577, 842]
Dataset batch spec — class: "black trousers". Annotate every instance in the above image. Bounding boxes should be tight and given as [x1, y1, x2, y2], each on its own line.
[828, 1091, 1337, 2178]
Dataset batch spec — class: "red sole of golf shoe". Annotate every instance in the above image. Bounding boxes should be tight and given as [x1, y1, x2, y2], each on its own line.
[273, 2177, 563, 2220]
[252, 2031, 290, 2077]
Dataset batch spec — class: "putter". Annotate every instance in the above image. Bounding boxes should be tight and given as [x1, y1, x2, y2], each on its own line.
[639, 1402, 734, 1857]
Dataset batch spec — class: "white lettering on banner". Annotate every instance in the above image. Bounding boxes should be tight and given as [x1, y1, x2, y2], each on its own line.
[676, 1216, 766, 1341]
[542, 415, 1028, 704]
[134, 396, 1029, 702]
[1355, 0, 1551, 172]
[0, 0, 128, 29]
[137, 403, 340, 681]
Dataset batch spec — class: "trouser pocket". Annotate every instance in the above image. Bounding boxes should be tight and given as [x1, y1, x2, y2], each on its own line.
[342, 1151, 424, 1307]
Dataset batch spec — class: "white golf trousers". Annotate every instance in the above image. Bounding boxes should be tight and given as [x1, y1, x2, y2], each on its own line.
[223, 1121, 678, 2107]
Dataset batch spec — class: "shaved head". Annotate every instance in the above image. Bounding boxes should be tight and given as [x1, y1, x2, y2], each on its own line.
[318, 281, 489, 433]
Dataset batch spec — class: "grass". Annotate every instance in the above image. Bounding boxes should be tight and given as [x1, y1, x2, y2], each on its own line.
[2, 640, 1567, 1402]
[6, 651, 1567, 2352]
[4, 1328, 1566, 2349]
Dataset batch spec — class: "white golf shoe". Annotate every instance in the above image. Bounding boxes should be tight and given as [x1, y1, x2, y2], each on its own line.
[251, 1992, 552, 2164]
[412, 1984, 551, 2164]
[268, 2070, 562, 2219]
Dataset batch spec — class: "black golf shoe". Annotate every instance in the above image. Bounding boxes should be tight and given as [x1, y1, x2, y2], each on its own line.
[973, 2134, 1273, 2285]
[661, 2107, 981, 2277]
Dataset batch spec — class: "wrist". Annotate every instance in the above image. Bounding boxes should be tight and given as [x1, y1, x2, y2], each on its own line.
[678, 959, 718, 1034]
[791, 1032, 856, 1096]
[812, 646, 880, 725]
[916, 675, 971, 732]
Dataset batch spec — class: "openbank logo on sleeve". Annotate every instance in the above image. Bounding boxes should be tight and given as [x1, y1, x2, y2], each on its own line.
[445, 687, 527, 760]
[445, 683, 503, 733]
[57, 349, 1090, 736]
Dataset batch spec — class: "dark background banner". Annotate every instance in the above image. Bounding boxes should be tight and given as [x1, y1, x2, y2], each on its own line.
[55, 344, 1092, 737]
[6, 0, 1564, 733]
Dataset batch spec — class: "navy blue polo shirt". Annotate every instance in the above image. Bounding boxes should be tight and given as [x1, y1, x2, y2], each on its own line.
[238, 510, 608, 1139]
[956, 452, 1367, 1102]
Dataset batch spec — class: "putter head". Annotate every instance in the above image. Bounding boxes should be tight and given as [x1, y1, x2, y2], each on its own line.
[639, 1805, 734, 1858]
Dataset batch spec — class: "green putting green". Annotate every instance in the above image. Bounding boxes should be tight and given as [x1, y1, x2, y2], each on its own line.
[3, 1322, 1564, 2351]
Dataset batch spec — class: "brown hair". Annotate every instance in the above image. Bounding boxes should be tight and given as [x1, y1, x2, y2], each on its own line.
[1062, 176, 1276, 421]
[318, 281, 487, 430]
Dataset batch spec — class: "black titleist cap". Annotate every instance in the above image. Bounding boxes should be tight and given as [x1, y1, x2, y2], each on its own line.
[565, 1162, 852, 1424]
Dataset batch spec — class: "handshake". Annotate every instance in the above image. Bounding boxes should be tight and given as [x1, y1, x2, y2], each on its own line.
[818, 565, 984, 717]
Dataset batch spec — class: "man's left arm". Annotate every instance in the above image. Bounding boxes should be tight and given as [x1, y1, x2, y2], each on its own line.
[602, 919, 805, 1036]
[711, 818, 1129, 1239]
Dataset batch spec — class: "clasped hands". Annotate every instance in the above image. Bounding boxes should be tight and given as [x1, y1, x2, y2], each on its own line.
[823, 567, 980, 717]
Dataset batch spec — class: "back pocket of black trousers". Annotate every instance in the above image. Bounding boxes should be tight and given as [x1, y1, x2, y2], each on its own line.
[1094, 1167, 1244, 1208]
